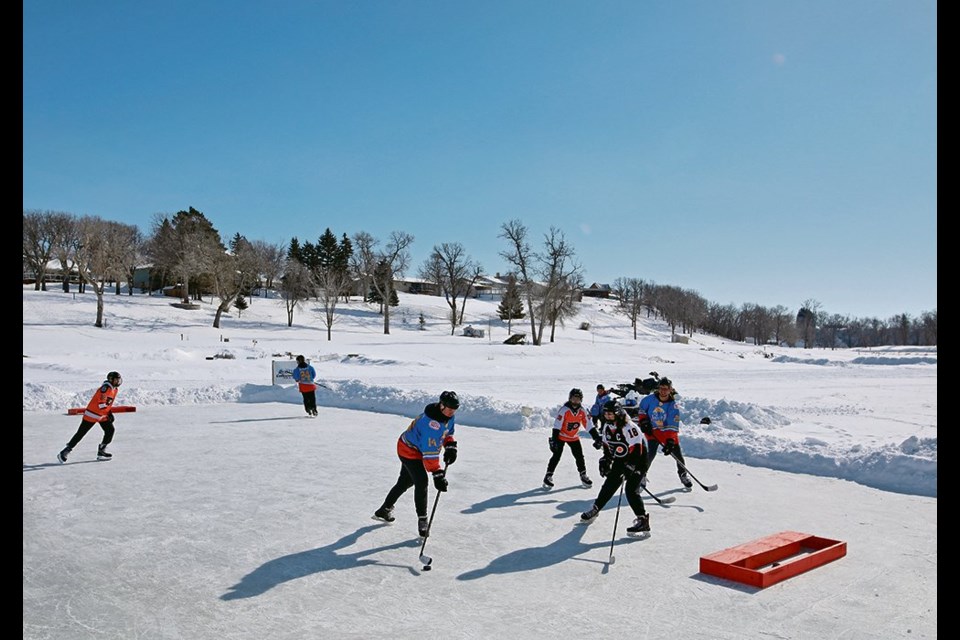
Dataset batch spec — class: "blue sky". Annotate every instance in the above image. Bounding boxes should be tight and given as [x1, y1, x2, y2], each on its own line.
[23, 1, 936, 319]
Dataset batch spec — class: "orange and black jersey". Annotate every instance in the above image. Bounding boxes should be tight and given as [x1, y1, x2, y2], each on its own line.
[82, 380, 119, 423]
[552, 402, 590, 442]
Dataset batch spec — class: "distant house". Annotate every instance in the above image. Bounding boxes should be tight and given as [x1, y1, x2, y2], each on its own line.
[22, 259, 81, 286]
[393, 274, 511, 298]
[582, 283, 613, 299]
[393, 276, 439, 296]
[131, 264, 153, 292]
[472, 274, 509, 298]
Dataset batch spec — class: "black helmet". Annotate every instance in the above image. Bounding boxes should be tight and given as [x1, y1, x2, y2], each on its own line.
[439, 390, 460, 410]
[602, 399, 620, 413]
[106, 371, 122, 386]
[569, 388, 583, 400]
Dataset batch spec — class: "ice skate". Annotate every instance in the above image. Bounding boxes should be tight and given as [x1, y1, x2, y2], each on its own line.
[372, 506, 395, 523]
[579, 471, 593, 488]
[626, 514, 650, 537]
[579, 505, 600, 524]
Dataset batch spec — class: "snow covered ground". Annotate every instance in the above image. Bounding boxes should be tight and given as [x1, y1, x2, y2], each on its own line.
[23, 288, 937, 639]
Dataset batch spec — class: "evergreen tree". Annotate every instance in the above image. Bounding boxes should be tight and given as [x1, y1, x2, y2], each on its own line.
[234, 295, 248, 317]
[317, 228, 339, 271]
[497, 274, 525, 333]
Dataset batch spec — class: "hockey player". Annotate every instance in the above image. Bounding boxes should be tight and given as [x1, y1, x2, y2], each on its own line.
[291, 355, 319, 416]
[57, 371, 122, 463]
[588, 384, 614, 428]
[581, 399, 651, 535]
[638, 377, 692, 489]
[542, 388, 593, 490]
[373, 391, 460, 539]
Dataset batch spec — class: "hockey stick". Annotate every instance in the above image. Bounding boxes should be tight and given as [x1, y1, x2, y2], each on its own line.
[419, 464, 448, 571]
[607, 479, 625, 565]
[668, 452, 718, 491]
[641, 483, 676, 506]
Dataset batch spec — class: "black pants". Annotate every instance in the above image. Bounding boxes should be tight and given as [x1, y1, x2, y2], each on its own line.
[381, 456, 429, 518]
[66, 417, 115, 449]
[546, 438, 587, 475]
[592, 458, 648, 517]
[647, 439, 686, 475]
[300, 390, 317, 413]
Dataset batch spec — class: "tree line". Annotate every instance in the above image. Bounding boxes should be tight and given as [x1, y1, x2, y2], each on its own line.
[23, 208, 936, 347]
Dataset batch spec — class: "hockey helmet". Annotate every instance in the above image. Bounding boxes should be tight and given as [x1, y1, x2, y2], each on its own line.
[439, 390, 460, 410]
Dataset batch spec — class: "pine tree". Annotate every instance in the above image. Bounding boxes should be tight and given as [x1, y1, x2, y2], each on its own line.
[497, 275, 525, 334]
[234, 295, 249, 317]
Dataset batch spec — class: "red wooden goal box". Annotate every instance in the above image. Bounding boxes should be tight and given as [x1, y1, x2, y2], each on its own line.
[699, 531, 846, 588]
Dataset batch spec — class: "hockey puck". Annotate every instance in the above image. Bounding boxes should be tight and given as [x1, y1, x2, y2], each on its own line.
[422, 565, 432, 571]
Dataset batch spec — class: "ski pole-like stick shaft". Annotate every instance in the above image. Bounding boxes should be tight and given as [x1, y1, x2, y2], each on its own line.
[418, 464, 448, 568]
[669, 452, 718, 491]
[608, 479, 625, 565]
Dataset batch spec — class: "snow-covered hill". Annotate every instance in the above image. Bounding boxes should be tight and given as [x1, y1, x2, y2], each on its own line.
[22, 287, 936, 496]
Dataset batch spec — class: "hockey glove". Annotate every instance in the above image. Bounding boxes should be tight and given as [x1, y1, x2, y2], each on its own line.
[432, 469, 448, 492]
[598, 456, 612, 478]
[638, 417, 652, 436]
[662, 439, 677, 456]
[443, 442, 458, 466]
[548, 433, 559, 453]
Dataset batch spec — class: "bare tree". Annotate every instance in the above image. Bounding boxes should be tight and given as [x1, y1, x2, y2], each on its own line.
[279, 259, 313, 327]
[613, 277, 646, 339]
[533, 227, 583, 344]
[918, 310, 937, 346]
[210, 234, 261, 329]
[315, 267, 353, 340]
[250, 240, 286, 294]
[113, 224, 144, 295]
[498, 220, 540, 344]
[48, 212, 79, 293]
[820, 313, 849, 349]
[352, 231, 414, 335]
[23, 209, 66, 291]
[769, 305, 792, 345]
[72, 217, 137, 327]
[892, 313, 912, 346]
[418, 242, 482, 335]
[349, 231, 376, 305]
[543, 274, 584, 343]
